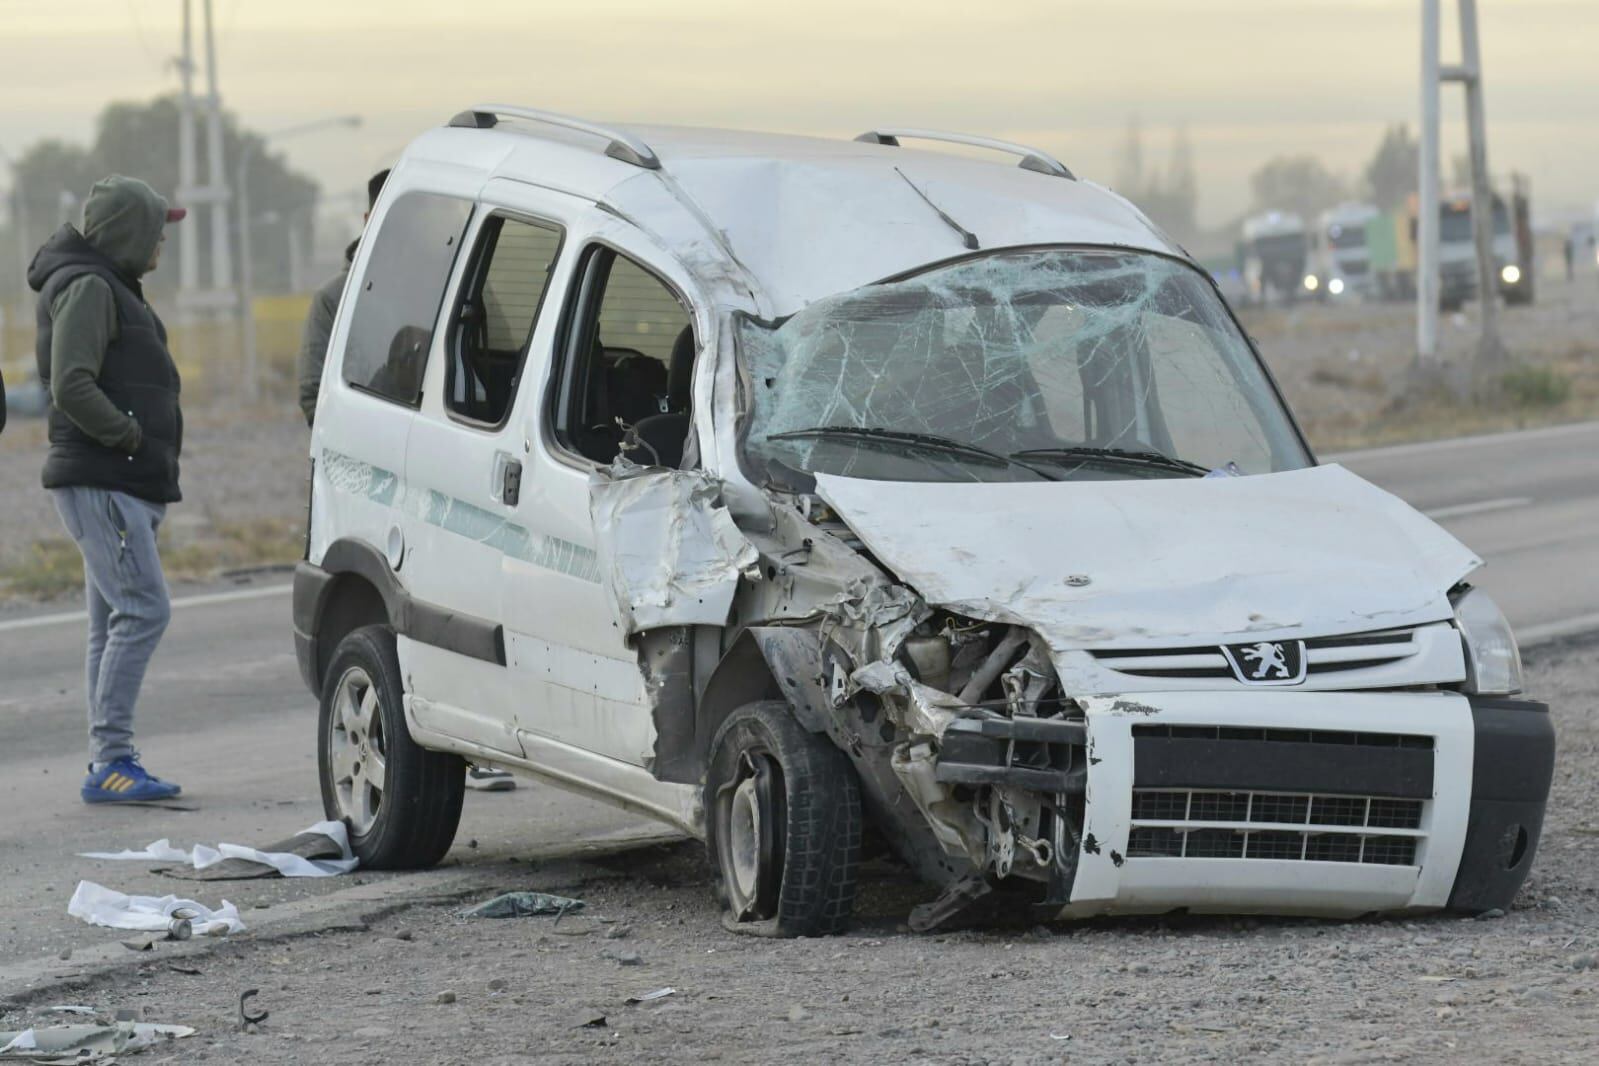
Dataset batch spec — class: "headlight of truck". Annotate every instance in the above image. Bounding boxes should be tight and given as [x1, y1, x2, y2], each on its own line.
[1453, 588, 1523, 695]
[1303, 274, 1320, 292]
[1501, 264, 1522, 285]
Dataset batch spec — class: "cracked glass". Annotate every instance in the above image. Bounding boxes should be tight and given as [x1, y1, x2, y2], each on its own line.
[738, 248, 1310, 485]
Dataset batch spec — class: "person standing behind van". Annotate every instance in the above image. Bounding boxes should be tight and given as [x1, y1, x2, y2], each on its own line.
[28, 175, 187, 804]
[297, 169, 388, 425]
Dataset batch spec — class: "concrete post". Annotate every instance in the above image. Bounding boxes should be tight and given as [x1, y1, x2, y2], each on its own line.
[1417, 0, 1441, 367]
[1457, 0, 1508, 382]
[177, 0, 200, 312]
[202, 0, 232, 296]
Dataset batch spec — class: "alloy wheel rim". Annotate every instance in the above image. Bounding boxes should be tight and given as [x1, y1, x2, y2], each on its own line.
[328, 666, 386, 835]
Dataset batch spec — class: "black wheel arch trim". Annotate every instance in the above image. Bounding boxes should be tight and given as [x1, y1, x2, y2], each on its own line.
[648, 625, 833, 786]
[294, 538, 506, 692]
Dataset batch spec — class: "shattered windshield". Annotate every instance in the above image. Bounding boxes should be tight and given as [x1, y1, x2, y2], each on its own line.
[737, 248, 1311, 485]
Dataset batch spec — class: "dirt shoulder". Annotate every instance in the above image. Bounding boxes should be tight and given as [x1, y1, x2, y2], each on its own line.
[4, 639, 1593, 1065]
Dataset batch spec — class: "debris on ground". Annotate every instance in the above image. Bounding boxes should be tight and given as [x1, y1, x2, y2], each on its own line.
[67, 881, 244, 936]
[0, 1021, 194, 1062]
[238, 990, 268, 1025]
[79, 821, 357, 879]
[624, 988, 676, 1005]
[457, 891, 584, 920]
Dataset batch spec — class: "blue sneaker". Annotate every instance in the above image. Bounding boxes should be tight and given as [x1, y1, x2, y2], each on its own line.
[82, 757, 182, 804]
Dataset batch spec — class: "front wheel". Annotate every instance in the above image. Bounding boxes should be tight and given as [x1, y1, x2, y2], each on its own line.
[704, 701, 863, 937]
[317, 625, 464, 869]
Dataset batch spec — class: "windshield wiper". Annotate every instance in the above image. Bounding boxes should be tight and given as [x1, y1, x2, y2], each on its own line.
[768, 426, 1059, 480]
[1010, 445, 1212, 478]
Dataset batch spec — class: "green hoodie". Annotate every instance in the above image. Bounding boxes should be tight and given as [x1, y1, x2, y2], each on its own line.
[45, 176, 172, 452]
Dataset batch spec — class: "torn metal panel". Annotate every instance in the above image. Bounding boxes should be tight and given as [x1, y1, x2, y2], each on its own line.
[849, 660, 971, 739]
[589, 463, 759, 636]
[815, 464, 1481, 650]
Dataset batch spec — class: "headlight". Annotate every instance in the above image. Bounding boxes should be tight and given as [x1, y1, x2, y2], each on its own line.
[1303, 274, 1320, 291]
[1501, 264, 1522, 285]
[1328, 277, 1346, 296]
[1453, 588, 1523, 695]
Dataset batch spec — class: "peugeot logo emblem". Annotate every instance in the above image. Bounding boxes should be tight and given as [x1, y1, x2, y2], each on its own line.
[1221, 640, 1307, 686]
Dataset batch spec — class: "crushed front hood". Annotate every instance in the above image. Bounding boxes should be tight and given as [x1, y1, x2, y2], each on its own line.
[814, 465, 1480, 650]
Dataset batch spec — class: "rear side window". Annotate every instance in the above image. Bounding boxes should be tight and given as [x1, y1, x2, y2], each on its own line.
[342, 191, 471, 406]
[446, 215, 563, 425]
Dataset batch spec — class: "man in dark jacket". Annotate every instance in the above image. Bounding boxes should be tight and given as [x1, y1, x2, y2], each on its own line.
[297, 168, 388, 425]
[28, 175, 186, 804]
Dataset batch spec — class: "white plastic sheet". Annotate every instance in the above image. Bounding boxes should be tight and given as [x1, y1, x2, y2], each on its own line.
[79, 820, 358, 878]
[66, 881, 245, 937]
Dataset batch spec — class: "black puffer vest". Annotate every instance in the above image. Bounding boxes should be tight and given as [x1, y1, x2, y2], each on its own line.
[33, 229, 182, 503]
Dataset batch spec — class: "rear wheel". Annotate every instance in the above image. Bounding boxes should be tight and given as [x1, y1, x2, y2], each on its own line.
[318, 625, 464, 868]
[705, 701, 863, 937]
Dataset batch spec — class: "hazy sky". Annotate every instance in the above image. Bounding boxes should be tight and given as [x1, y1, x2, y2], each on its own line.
[2, 0, 1596, 232]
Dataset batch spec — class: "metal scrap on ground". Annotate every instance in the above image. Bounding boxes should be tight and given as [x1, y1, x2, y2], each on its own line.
[0, 1021, 195, 1063]
[457, 891, 585, 919]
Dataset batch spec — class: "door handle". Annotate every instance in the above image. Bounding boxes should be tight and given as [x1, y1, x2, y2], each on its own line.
[500, 457, 523, 507]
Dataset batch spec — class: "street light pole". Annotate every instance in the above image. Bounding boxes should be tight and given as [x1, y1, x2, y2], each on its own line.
[237, 115, 361, 405]
[0, 144, 31, 320]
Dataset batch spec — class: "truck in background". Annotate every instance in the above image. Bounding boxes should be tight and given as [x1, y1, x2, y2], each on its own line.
[1366, 178, 1534, 309]
[1238, 211, 1308, 307]
[1303, 202, 1380, 300]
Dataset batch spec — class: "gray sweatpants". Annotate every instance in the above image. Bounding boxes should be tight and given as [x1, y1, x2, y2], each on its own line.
[51, 487, 171, 765]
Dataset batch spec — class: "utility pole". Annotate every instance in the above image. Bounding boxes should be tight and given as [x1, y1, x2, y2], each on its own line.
[1454, 0, 1507, 384]
[202, 0, 232, 294]
[0, 145, 30, 318]
[176, 0, 200, 312]
[174, 0, 232, 323]
[1417, 0, 1441, 369]
[1417, 0, 1506, 393]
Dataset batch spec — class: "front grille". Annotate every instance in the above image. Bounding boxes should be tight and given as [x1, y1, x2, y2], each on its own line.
[1126, 788, 1423, 865]
[1091, 626, 1419, 681]
[1132, 724, 1433, 750]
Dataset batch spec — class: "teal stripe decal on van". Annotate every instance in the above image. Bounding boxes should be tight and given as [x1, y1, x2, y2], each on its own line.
[321, 449, 600, 584]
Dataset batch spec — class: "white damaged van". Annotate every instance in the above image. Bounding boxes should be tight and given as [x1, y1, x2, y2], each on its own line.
[294, 106, 1554, 935]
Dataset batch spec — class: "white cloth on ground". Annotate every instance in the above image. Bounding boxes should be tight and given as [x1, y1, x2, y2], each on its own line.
[79, 820, 358, 878]
[66, 881, 245, 936]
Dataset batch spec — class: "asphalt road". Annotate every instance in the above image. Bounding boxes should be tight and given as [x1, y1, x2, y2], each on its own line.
[0, 422, 1594, 970]
[1332, 419, 1599, 643]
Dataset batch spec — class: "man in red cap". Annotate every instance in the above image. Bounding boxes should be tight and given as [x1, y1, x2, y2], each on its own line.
[28, 175, 189, 804]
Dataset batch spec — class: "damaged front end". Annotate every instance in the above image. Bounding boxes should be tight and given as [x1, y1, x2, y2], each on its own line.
[592, 462, 1090, 930]
[844, 614, 1089, 929]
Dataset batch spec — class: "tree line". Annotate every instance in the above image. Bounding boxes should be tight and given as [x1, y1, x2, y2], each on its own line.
[1109, 120, 1436, 244]
[3, 96, 320, 303]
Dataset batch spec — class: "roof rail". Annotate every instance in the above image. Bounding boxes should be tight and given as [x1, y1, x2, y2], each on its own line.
[448, 104, 660, 170]
[854, 128, 1074, 180]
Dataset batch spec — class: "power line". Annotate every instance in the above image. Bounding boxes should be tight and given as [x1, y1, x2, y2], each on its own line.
[123, 0, 166, 75]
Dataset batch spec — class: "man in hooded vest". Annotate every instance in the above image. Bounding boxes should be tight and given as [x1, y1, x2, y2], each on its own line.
[29, 175, 187, 804]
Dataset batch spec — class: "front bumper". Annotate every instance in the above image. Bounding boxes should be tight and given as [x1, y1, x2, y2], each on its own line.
[990, 690, 1556, 918]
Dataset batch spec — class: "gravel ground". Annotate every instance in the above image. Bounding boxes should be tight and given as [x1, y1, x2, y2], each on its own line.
[5, 637, 1593, 1065]
[1241, 277, 1599, 448]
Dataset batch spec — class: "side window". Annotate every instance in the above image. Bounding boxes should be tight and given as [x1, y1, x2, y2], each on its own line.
[342, 191, 471, 406]
[446, 215, 563, 426]
[554, 248, 695, 467]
